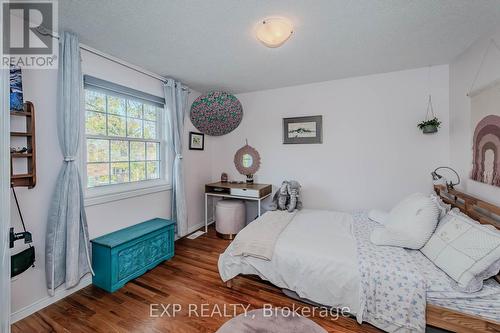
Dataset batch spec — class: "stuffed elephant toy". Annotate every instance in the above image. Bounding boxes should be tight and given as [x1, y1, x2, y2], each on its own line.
[269, 180, 302, 212]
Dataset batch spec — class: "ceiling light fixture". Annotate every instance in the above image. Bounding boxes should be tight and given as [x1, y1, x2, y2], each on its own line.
[255, 17, 293, 48]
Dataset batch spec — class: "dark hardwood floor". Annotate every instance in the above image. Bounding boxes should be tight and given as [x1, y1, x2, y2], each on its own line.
[13, 227, 381, 333]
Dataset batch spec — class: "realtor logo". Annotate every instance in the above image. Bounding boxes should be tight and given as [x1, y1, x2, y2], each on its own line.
[2, 0, 58, 68]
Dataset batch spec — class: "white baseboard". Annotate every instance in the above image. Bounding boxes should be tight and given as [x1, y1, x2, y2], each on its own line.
[10, 275, 92, 324]
[10, 220, 214, 324]
[176, 219, 214, 240]
[187, 219, 215, 234]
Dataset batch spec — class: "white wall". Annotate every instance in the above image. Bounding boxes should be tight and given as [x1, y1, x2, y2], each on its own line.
[450, 27, 500, 206]
[10, 49, 212, 318]
[211, 66, 450, 213]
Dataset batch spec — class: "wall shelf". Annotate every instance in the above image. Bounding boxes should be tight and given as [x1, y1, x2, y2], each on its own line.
[10, 111, 32, 117]
[11, 153, 33, 158]
[10, 132, 32, 137]
[10, 101, 36, 189]
[11, 174, 34, 179]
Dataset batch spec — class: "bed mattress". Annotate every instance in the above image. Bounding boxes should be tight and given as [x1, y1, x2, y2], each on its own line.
[218, 209, 500, 330]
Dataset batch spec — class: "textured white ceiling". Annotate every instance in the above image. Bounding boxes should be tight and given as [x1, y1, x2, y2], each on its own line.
[59, 0, 500, 93]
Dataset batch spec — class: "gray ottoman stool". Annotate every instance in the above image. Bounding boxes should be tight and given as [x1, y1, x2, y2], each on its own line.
[215, 199, 246, 239]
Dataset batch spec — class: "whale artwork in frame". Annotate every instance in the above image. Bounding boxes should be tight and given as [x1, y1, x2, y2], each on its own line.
[283, 115, 323, 144]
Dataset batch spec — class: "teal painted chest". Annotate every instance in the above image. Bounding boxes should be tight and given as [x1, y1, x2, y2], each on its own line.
[91, 218, 175, 292]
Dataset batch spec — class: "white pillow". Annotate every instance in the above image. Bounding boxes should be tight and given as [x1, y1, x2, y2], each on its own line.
[421, 210, 500, 292]
[430, 192, 451, 220]
[368, 209, 389, 224]
[370, 193, 439, 249]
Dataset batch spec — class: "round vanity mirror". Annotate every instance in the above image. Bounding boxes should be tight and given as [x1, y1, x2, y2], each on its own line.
[234, 144, 261, 183]
[242, 154, 253, 168]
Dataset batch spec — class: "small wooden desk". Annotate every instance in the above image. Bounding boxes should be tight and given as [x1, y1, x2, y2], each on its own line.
[204, 182, 273, 233]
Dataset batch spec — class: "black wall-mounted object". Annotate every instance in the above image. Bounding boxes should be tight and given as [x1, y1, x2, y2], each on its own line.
[11, 247, 35, 278]
[10, 186, 35, 277]
[9, 227, 32, 248]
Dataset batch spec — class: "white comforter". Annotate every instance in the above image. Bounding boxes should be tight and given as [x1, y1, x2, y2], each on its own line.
[219, 210, 431, 333]
[218, 209, 500, 332]
[231, 210, 296, 260]
[218, 209, 361, 315]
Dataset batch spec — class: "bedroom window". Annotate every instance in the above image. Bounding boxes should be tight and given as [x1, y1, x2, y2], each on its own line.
[83, 76, 168, 202]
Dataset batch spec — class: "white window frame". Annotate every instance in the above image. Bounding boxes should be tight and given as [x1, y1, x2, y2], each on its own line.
[80, 76, 171, 206]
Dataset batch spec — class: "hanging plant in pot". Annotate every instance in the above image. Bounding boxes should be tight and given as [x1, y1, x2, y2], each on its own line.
[418, 117, 441, 134]
[418, 95, 441, 134]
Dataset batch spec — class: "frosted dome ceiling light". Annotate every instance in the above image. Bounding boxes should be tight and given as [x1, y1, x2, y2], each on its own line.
[256, 17, 293, 48]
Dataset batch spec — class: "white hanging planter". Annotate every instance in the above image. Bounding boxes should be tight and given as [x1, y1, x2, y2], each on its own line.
[417, 95, 441, 134]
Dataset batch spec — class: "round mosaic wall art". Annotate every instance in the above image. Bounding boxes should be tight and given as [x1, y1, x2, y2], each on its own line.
[190, 91, 243, 136]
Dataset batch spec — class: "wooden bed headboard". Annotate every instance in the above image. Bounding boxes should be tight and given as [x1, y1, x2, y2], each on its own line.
[433, 185, 500, 230]
[433, 185, 500, 284]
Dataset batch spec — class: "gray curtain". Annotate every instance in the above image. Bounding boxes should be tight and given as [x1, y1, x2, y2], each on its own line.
[1, 64, 11, 332]
[46, 32, 92, 296]
[164, 79, 189, 236]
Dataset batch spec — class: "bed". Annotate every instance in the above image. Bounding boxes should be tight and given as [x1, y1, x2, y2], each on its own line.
[218, 187, 500, 333]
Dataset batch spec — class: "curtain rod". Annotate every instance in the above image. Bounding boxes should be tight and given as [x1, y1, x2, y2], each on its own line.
[37, 28, 190, 92]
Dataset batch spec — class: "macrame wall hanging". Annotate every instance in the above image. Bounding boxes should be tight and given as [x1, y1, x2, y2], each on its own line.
[468, 39, 500, 187]
[190, 91, 243, 136]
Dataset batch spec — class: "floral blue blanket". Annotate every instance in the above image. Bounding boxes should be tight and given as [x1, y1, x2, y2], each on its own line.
[353, 213, 426, 332]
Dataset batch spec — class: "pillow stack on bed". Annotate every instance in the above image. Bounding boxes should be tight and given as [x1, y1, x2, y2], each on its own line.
[369, 192, 500, 293]
[421, 209, 500, 292]
[370, 193, 440, 249]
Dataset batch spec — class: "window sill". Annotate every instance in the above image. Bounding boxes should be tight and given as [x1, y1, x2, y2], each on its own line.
[84, 183, 172, 207]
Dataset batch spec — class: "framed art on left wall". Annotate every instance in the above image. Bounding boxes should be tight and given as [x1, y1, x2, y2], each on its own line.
[9, 66, 23, 111]
[189, 132, 205, 150]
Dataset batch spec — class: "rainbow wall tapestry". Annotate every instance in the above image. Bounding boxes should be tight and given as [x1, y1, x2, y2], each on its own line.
[470, 82, 500, 187]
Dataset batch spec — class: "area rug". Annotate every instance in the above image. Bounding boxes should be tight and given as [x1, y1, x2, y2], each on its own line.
[215, 308, 328, 333]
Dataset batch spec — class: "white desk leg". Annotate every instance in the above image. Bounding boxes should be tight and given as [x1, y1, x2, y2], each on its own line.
[204, 193, 208, 233]
[212, 197, 216, 229]
[258, 199, 261, 217]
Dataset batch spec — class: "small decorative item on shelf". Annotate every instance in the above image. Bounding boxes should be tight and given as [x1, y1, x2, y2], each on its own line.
[10, 147, 28, 154]
[418, 95, 441, 134]
[246, 174, 254, 184]
[221, 172, 228, 183]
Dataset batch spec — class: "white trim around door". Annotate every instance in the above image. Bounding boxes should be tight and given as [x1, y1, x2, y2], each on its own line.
[0, 66, 12, 332]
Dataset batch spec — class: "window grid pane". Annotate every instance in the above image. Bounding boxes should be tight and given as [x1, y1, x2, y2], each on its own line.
[85, 111, 106, 135]
[85, 88, 161, 188]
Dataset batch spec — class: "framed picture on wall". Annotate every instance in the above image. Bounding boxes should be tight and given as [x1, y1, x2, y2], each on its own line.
[189, 132, 205, 150]
[283, 115, 323, 144]
[10, 65, 24, 111]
